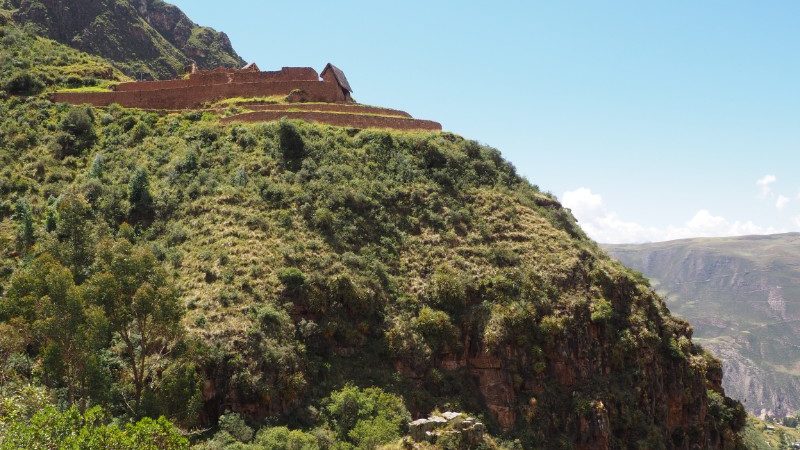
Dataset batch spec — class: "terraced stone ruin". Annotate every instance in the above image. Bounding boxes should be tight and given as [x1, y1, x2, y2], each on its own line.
[52, 63, 442, 131]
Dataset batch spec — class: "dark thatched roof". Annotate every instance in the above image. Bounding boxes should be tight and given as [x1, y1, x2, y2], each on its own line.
[321, 63, 352, 93]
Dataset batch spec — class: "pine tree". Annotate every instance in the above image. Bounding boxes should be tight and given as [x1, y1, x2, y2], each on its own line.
[14, 198, 34, 253]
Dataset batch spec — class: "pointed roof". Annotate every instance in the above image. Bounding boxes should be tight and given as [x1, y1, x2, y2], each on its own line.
[321, 63, 352, 93]
[241, 62, 260, 72]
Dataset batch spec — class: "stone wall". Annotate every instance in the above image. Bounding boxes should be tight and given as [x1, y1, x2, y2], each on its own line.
[242, 103, 412, 118]
[221, 110, 442, 131]
[114, 67, 320, 92]
[53, 80, 347, 109]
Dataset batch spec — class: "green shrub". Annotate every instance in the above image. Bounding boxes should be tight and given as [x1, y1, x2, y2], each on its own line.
[279, 120, 306, 170]
[149, 361, 203, 428]
[429, 265, 468, 314]
[413, 306, 459, 353]
[278, 267, 307, 294]
[590, 298, 613, 323]
[4, 71, 43, 96]
[0, 404, 188, 450]
[128, 167, 154, 221]
[174, 149, 198, 175]
[13, 198, 34, 252]
[57, 107, 97, 157]
[706, 389, 746, 431]
[386, 315, 432, 370]
[218, 412, 254, 442]
[348, 416, 401, 449]
[254, 426, 321, 450]
[323, 385, 410, 448]
[483, 301, 538, 351]
[89, 153, 106, 178]
[128, 120, 151, 144]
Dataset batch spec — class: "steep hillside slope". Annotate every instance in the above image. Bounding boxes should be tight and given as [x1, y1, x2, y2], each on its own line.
[0, 8, 127, 93]
[0, 8, 747, 450]
[606, 234, 800, 419]
[6, 0, 244, 79]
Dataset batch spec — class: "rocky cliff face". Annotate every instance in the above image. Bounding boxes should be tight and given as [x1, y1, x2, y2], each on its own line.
[606, 234, 800, 418]
[10, 0, 244, 79]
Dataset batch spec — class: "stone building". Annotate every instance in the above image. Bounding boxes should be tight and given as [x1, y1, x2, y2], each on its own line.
[320, 63, 353, 102]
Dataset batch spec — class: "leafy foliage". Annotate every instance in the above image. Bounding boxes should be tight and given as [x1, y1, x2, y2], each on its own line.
[57, 106, 97, 158]
[0, 386, 188, 450]
[128, 167, 154, 222]
[323, 385, 410, 448]
[0, 18, 124, 93]
[3, 71, 44, 96]
[0, 18, 746, 447]
[88, 238, 185, 412]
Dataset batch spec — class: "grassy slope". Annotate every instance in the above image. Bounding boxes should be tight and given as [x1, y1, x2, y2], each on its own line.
[0, 102, 744, 449]
[741, 417, 800, 449]
[0, 9, 127, 90]
[7, 0, 244, 80]
[0, 14, 746, 449]
[605, 234, 800, 417]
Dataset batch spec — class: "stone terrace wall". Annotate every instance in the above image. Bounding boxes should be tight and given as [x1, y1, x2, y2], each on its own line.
[53, 80, 347, 110]
[221, 110, 442, 131]
[114, 67, 320, 92]
[243, 103, 412, 118]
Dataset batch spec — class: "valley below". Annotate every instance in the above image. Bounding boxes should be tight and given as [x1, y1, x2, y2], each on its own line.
[606, 233, 800, 418]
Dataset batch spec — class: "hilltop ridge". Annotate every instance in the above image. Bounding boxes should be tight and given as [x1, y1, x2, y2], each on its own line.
[6, 0, 244, 79]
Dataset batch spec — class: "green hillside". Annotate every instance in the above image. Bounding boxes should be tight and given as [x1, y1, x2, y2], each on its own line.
[740, 417, 800, 449]
[4, 0, 244, 80]
[605, 234, 800, 419]
[0, 7, 748, 450]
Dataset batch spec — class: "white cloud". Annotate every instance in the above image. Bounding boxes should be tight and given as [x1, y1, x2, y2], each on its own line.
[776, 195, 790, 210]
[562, 188, 779, 244]
[561, 187, 603, 216]
[794, 216, 800, 228]
[756, 174, 777, 198]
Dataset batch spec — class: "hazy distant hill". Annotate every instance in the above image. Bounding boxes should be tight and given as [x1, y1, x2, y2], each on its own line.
[606, 233, 800, 418]
[7, 0, 244, 79]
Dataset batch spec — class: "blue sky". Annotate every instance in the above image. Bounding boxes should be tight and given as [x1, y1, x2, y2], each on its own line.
[170, 0, 800, 243]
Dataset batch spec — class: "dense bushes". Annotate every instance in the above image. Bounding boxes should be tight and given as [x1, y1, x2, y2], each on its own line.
[128, 167, 154, 221]
[323, 385, 410, 447]
[192, 386, 409, 449]
[279, 120, 306, 170]
[0, 19, 122, 95]
[0, 224, 192, 421]
[3, 71, 43, 96]
[57, 107, 97, 157]
[0, 386, 188, 450]
[707, 390, 747, 431]
[0, 83, 744, 448]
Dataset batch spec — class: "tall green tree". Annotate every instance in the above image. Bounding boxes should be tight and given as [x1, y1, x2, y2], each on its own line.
[13, 198, 34, 253]
[0, 254, 107, 403]
[87, 239, 184, 413]
[51, 192, 96, 282]
[128, 167, 154, 222]
[278, 120, 306, 171]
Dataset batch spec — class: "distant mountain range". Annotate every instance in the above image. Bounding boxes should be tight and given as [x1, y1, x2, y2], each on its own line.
[605, 233, 800, 418]
[8, 0, 244, 79]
